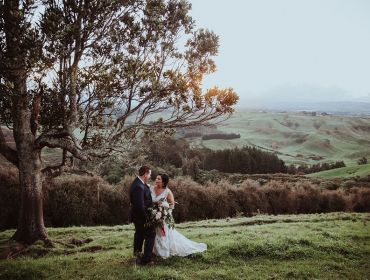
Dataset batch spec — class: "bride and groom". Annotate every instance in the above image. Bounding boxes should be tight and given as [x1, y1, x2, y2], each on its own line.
[129, 165, 206, 265]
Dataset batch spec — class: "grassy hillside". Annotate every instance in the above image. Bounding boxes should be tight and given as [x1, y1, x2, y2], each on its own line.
[1, 212, 369, 280]
[308, 163, 370, 179]
[183, 110, 370, 166]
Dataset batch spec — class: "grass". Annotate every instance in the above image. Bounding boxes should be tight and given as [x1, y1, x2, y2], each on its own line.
[184, 110, 370, 166]
[308, 163, 370, 179]
[1, 212, 369, 279]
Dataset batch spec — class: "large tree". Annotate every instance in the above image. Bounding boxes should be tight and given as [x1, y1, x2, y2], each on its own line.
[0, 0, 238, 247]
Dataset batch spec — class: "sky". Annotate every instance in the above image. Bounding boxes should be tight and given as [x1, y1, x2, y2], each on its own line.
[188, 0, 370, 105]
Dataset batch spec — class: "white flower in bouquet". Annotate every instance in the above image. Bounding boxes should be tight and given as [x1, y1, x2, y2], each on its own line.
[145, 198, 175, 229]
[161, 201, 170, 208]
[155, 212, 162, 220]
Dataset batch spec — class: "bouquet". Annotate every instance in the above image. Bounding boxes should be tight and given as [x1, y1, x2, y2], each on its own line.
[145, 198, 175, 236]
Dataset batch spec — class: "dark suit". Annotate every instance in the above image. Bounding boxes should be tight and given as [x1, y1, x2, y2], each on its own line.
[129, 177, 155, 264]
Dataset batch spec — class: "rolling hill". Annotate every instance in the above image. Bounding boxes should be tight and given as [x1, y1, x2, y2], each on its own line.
[308, 163, 370, 179]
[181, 110, 370, 166]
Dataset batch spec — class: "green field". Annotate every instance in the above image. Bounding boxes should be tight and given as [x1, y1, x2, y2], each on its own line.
[308, 163, 370, 179]
[184, 110, 370, 166]
[1, 213, 369, 280]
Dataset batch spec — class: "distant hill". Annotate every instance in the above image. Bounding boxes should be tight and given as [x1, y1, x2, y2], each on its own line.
[181, 110, 370, 166]
[239, 101, 370, 116]
[237, 85, 370, 116]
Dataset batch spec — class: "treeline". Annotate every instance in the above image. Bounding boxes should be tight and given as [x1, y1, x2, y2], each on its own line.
[288, 161, 346, 175]
[184, 132, 202, 138]
[102, 136, 349, 184]
[202, 133, 240, 140]
[1, 167, 369, 229]
[202, 146, 287, 174]
[183, 132, 241, 140]
[144, 137, 287, 179]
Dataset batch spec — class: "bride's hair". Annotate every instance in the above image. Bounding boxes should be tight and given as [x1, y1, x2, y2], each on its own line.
[160, 173, 169, 188]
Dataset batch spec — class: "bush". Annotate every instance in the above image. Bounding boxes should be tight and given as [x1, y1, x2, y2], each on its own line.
[233, 180, 265, 216]
[262, 181, 293, 214]
[0, 166, 369, 230]
[293, 183, 321, 213]
[44, 175, 128, 227]
[357, 157, 368, 165]
[169, 177, 210, 222]
[319, 190, 348, 212]
[350, 187, 370, 212]
[0, 166, 20, 230]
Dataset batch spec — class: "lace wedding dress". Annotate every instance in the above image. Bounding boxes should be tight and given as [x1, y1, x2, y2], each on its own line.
[150, 187, 207, 258]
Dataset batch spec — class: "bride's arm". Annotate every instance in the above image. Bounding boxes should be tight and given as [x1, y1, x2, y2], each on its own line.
[167, 190, 175, 209]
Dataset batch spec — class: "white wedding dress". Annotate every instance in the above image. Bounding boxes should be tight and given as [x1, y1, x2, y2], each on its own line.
[150, 187, 207, 258]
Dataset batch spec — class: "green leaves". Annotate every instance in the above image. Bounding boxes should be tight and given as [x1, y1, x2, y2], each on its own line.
[1, 0, 239, 160]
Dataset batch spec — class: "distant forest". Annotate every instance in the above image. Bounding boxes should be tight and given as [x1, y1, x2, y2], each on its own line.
[183, 132, 241, 140]
[201, 146, 286, 174]
[147, 137, 282, 177]
[145, 137, 345, 180]
[202, 133, 241, 140]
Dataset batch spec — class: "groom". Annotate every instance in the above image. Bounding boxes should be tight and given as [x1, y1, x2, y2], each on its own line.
[129, 165, 156, 265]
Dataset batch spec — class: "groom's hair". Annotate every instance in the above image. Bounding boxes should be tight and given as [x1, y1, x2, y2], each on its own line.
[160, 173, 169, 188]
[139, 165, 151, 176]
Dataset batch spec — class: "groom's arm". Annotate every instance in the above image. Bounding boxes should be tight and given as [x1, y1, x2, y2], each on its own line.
[132, 186, 147, 220]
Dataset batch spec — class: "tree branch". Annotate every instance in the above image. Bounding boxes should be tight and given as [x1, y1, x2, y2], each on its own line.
[35, 129, 89, 161]
[42, 164, 65, 178]
[30, 93, 42, 135]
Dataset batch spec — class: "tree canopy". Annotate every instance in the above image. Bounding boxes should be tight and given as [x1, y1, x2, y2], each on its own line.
[0, 0, 238, 246]
[1, 0, 238, 169]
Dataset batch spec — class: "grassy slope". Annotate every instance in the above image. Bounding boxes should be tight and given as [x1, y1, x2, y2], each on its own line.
[1, 213, 369, 280]
[308, 163, 370, 179]
[185, 110, 370, 166]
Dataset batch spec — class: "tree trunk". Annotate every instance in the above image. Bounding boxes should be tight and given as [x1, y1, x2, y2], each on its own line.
[3, 0, 51, 247]
[10, 80, 51, 246]
[11, 150, 51, 246]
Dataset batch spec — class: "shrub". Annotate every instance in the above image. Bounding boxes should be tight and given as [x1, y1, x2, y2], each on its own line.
[350, 187, 370, 212]
[0, 166, 20, 230]
[357, 157, 368, 165]
[206, 180, 239, 218]
[169, 176, 209, 222]
[1, 167, 370, 229]
[235, 180, 265, 216]
[320, 189, 348, 212]
[262, 181, 293, 214]
[293, 182, 321, 213]
[44, 175, 128, 227]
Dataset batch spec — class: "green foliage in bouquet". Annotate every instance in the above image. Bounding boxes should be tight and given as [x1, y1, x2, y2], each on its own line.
[145, 198, 175, 229]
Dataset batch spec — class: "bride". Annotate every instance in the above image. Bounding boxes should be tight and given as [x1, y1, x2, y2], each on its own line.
[150, 173, 207, 258]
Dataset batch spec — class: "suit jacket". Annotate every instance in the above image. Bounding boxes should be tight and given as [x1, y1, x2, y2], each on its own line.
[129, 177, 153, 223]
